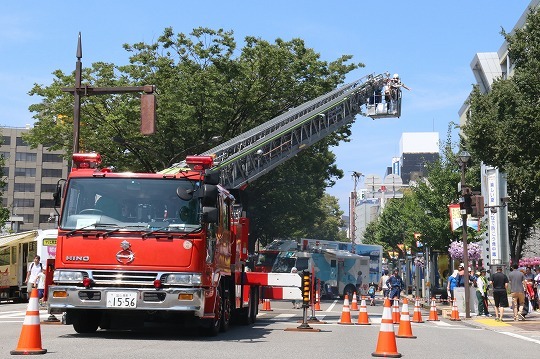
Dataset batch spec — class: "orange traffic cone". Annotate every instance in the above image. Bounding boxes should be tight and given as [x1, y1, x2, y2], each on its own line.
[396, 298, 417, 339]
[412, 299, 424, 323]
[350, 292, 359, 311]
[372, 298, 402, 358]
[338, 295, 353, 325]
[392, 298, 401, 324]
[314, 289, 321, 311]
[260, 298, 273, 311]
[450, 299, 461, 321]
[427, 298, 439, 321]
[10, 288, 47, 355]
[356, 296, 371, 325]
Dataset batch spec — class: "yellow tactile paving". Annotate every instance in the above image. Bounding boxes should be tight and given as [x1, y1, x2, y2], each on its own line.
[474, 318, 511, 326]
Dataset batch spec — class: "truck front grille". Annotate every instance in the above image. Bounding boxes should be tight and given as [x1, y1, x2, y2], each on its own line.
[91, 271, 158, 287]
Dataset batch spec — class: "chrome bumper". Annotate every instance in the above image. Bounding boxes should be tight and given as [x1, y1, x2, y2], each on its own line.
[48, 286, 205, 317]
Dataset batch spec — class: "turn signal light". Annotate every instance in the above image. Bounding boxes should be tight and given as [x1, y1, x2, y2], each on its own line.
[178, 293, 194, 301]
[52, 291, 68, 298]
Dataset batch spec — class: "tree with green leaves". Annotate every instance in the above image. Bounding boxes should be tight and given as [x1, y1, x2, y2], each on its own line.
[24, 27, 360, 248]
[464, 8, 540, 263]
[363, 126, 483, 261]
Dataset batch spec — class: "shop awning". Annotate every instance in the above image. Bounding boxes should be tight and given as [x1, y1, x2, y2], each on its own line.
[0, 230, 38, 248]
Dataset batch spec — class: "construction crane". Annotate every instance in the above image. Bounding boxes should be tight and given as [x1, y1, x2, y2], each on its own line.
[161, 72, 402, 189]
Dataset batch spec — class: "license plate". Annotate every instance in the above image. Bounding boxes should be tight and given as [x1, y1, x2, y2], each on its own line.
[106, 292, 137, 308]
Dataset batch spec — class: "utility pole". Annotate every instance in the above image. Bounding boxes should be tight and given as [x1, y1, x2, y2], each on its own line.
[350, 171, 363, 253]
[62, 33, 157, 154]
[457, 151, 471, 318]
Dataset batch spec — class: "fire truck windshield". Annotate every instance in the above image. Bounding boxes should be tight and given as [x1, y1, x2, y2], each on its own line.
[60, 177, 201, 233]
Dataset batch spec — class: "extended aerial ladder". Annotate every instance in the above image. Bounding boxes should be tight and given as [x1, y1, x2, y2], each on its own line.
[161, 72, 402, 189]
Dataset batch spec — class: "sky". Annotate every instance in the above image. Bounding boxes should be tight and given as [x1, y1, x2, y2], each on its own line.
[0, 0, 533, 213]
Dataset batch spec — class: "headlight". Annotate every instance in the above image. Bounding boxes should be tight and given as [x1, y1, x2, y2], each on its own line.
[53, 270, 85, 282]
[165, 273, 202, 285]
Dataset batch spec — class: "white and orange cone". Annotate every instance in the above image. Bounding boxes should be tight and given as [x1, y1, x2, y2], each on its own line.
[427, 298, 439, 321]
[356, 296, 371, 325]
[392, 298, 401, 324]
[411, 298, 424, 323]
[396, 298, 416, 339]
[371, 298, 402, 358]
[351, 292, 359, 311]
[260, 298, 273, 311]
[10, 288, 47, 355]
[338, 295, 353, 325]
[450, 299, 461, 321]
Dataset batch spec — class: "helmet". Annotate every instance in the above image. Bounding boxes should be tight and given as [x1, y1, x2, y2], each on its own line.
[393, 73, 400, 79]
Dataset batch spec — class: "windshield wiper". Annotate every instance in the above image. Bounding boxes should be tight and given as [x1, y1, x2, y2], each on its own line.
[142, 226, 170, 239]
[65, 223, 119, 237]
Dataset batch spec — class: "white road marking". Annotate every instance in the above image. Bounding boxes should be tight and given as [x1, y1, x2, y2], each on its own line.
[500, 331, 540, 345]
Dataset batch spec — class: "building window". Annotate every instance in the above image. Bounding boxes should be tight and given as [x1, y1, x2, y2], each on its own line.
[1, 167, 8, 177]
[42, 169, 63, 177]
[0, 151, 10, 159]
[14, 183, 35, 192]
[13, 198, 35, 207]
[16, 137, 30, 146]
[42, 154, 64, 163]
[40, 199, 55, 208]
[14, 167, 36, 177]
[39, 214, 55, 224]
[21, 214, 34, 223]
[41, 183, 57, 192]
[2, 136, 11, 146]
[15, 152, 37, 162]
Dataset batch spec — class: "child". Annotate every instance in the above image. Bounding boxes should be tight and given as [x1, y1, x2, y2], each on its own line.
[34, 268, 46, 307]
[368, 282, 377, 305]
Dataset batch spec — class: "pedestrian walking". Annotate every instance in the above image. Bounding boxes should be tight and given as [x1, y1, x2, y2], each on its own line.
[447, 269, 458, 300]
[386, 268, 404, 300]
[508, 263, 526, 321]
[490, 266, 509, 321]
[378, 270, 390, 298]
[476, 269, 491, 316]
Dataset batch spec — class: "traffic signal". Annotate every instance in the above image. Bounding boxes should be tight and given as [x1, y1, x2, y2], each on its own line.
[459, 194, 472, 214]
[471, 195, 484, 218]
[301, 271, 311, 307]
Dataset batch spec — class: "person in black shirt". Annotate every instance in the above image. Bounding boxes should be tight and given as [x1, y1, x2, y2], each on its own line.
[490, 266, 509, 321]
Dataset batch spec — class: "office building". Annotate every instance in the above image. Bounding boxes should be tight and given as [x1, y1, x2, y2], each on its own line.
[399, 132, 439, 184]
[1, 127, 69, 232]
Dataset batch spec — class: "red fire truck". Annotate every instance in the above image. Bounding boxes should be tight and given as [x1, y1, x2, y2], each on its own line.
[48, 153, 301, 334]
[48, 72, 402, 335]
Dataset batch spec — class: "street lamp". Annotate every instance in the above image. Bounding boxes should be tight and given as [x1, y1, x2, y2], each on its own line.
[457, 150, 471, 318]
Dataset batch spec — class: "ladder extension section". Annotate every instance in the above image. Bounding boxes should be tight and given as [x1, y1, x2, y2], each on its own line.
[165, 73, 399, 189]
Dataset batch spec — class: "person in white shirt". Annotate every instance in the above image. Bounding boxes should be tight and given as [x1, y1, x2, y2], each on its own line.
[476, 269, 491, 317]
[25, 255, 43, 297]
[34, 269, 47, 306]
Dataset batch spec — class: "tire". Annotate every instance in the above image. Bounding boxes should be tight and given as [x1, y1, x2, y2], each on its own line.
[72, 310, 100, 334]
[343, 284, 356, 299]
[249, 287, 258, 324]
[202, 287, 222, 336]
[220, 287, 231, 332]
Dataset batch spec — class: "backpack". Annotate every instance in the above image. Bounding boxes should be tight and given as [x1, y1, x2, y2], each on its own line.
[368, 286, 375, 296]
[30, 262, 43, 271]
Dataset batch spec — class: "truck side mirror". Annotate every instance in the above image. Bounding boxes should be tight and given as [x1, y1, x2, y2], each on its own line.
[202, 207, 218, 223]
[204, 169, 220, 185]
[202, 184, 218, 207]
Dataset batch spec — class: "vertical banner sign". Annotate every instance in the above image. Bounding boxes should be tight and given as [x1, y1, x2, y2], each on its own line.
[487, 172, 499, 262]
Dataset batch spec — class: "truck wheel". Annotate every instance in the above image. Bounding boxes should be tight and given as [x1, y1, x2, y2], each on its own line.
[203, 288, 222, 336]
[343, 284, 356, 299]
[220, 288, 231, 332]
[249, 287, 258, 323]
[72, 310, 100, 334]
